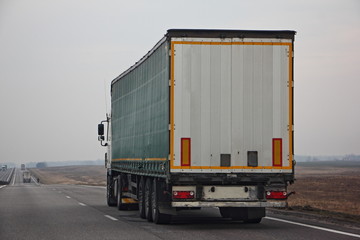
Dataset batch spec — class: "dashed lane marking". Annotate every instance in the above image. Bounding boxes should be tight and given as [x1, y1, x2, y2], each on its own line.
[66, 196, 71, 199]
[266, 217, 360, 238]
[78, 202, 86, 206]
[104, 215, 118, 221]
[0, 185, 6, 189]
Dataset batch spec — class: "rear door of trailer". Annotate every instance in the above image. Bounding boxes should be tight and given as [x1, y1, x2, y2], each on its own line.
[169, 37, 293, 174]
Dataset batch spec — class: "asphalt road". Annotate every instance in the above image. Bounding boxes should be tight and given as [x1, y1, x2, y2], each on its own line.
[1, 169, 359, 240]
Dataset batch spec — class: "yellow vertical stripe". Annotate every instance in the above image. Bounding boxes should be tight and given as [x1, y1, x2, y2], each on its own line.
[288, 45, 293, 168]
[181, 138, 191, 166]
[170, 42, 175, 168]
[273, 139, 282, 166]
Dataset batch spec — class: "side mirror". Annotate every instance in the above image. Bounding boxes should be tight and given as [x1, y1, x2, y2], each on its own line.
[98, 123, 104, 136]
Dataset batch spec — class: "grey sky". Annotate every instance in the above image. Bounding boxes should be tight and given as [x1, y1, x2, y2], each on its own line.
[0, 0, 359, 164]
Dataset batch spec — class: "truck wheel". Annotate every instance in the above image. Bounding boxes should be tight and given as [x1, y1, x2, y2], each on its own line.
[151, 179, 171, 224]
[144, 178, 153, 222]
[138, 177, 146, 219]
[117, 175, 128, 210]
[230, 207, 265, 222]
[219, 207, 231, 218]
[244, 218, 262, 224]
[107, 175, 117, 207]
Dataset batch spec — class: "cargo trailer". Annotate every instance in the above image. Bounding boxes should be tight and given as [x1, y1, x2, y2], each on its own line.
[23, 170, 31, 183]
[98, 29, 296, 224]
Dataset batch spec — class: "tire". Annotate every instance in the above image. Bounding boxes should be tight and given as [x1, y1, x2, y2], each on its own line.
[138, 177, 146, 219]
[151, 178, 171, 224]
[144, 178, 153, 222]
[219, 207, 231, 218]
[230, 207, 265, 222]
[117, 175, 127, 210]
[244, 218, 262, 224]
[106, 175, 117, 207]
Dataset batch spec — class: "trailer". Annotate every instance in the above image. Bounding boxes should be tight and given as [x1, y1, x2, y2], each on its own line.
[98, 29, 296, 224]
[23, 170, 31, 183]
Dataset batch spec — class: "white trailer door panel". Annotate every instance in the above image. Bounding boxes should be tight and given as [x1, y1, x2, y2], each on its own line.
[170, 38, 293, 173]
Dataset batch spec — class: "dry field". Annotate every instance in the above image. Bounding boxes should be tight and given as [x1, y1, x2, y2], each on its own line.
[29, 165, 106, 186]
[287, 163, 360, 218]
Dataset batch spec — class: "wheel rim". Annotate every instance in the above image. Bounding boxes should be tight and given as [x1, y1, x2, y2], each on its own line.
[117, 183, 121, 207]
[138, 178, 145, 218]
[151, 180, 157, 219]
[139, 184, 143, 211]
[145, 179, 150, 219]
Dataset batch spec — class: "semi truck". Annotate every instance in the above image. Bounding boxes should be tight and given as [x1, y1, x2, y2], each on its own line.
[98, 29, 296, 224]
[23, 170, 31, 183]
[21, 164, 25, 171]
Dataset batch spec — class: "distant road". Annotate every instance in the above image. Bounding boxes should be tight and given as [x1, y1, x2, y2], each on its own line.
[0, 168, 14, 184]
[0, 169, 359, 240]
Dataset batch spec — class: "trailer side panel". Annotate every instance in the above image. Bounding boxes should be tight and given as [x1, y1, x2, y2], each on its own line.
[111, 42, 170, 166]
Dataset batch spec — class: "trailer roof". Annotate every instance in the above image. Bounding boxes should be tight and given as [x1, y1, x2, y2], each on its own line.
[112, 29, 296, 86]
[166, 29, 296, 40]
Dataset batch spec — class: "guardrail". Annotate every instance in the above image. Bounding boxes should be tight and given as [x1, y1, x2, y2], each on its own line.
[0, 168, 15, 185]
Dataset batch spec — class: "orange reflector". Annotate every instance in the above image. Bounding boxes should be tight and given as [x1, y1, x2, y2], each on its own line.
[181, 138, 191, 166]
[121, 198, 138, 204]
[272, 138, 282, 166]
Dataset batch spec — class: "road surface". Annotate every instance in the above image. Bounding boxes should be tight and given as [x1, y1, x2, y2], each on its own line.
[0, 168, 359, 240]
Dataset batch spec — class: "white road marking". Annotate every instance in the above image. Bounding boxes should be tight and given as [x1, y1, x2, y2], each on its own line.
[0, 185, 6, 189]
[78, 185, 106, 189]
[266, 217, 360, 238]
[31, 176, 40, 185]
[66, 196, 71, 199]
[11, 170, 16, 185]
[104, 215, 118, 221]
[78, 202, 86, 206]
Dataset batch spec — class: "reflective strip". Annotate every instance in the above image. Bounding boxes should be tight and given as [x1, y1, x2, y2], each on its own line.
[181, 138, 191, 166]
[273, 138, 282, 166]
[121, 198, 138, 204]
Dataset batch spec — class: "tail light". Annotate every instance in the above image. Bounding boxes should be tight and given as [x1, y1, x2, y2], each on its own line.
[172, 191, 195, 199]
[266, 191, 287, 199]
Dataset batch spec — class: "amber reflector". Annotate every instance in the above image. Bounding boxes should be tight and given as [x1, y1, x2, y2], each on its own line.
[273, 138, 282, 166]
[181, 138, 191, 166]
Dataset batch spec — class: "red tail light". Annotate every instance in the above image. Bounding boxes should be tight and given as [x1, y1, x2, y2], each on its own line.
[172, 191, 195, 199]
[266, 191, 287, 199]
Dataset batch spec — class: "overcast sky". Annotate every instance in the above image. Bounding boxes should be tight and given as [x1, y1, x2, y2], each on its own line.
[0, 0, 359, 164]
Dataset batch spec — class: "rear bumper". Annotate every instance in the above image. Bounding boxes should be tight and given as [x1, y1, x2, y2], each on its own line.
[170, 172, 295, 185]
[171, 201, 286, 208]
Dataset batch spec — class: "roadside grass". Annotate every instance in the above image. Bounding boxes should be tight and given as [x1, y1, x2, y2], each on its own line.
[287, 165, 360, 217]
[29, 165, 106, 186]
